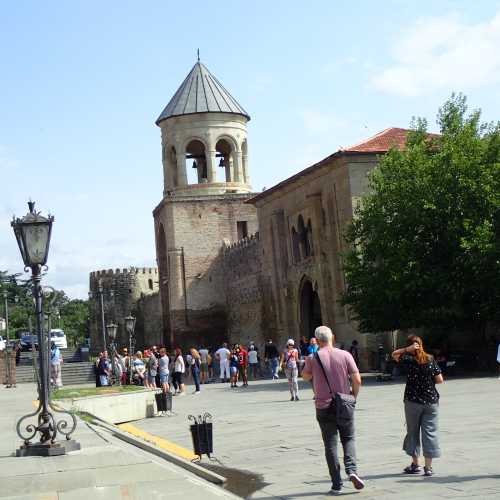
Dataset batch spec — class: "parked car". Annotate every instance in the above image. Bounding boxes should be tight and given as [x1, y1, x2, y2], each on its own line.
[20, 334, 38, 351]
[50, 329, 67, 349]
[0, 336, 5, 351]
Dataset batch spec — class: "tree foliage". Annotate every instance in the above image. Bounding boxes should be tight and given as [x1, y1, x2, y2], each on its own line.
[0, 270, 89, 347]
[341, 94, 500, 334]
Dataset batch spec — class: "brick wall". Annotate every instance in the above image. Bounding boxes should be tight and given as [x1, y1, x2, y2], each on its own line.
[153, 193, 258, 349]
[222, 233, 264, 346]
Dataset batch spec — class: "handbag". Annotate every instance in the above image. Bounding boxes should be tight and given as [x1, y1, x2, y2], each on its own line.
[314, 352, 356, 421]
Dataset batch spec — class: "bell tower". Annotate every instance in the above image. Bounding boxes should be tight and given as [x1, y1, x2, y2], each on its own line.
[157, 60, 251, 196]
[153, 59, 258, 348]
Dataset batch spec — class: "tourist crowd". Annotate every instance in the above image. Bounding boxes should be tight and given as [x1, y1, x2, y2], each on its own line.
[93, 336, 360, 401]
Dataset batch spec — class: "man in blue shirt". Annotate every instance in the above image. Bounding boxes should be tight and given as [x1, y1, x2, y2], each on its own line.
[307, 337, 319, 356]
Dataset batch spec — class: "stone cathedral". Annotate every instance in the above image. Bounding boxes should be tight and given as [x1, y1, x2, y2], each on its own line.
[149, 58, 406, 369]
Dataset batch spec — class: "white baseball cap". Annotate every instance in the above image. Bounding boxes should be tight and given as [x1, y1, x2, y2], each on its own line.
[287, 339, 295, 346]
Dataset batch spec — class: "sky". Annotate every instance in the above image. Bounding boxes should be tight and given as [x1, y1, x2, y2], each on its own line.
[1, 1, 499, 299]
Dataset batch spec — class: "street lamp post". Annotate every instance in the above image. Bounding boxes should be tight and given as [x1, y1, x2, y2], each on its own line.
[124, 315, 136, 383]
[106, 323, 118, 385]
[11, 201, 79, 457]
[89, 283, 114, 353]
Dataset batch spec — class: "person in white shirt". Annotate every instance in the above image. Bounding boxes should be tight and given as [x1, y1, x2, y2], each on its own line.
[172, 348, 186, 395]
[248, 345, 259, 379]
[216, 343, 231, 382]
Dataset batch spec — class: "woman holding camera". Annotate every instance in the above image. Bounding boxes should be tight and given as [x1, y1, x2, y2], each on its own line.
[392, 335, 444, 477]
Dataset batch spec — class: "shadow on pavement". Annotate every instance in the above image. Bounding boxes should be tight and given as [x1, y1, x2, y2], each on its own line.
[201, 462, 269, 498]
[392, 473, 500, 484]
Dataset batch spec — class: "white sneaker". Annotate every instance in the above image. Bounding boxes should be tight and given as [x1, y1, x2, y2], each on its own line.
[349, 473, 365, 490]
[193, 391, 200, 395]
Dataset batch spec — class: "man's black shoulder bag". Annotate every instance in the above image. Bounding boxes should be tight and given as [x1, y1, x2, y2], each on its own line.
[314, 352, 356, 422]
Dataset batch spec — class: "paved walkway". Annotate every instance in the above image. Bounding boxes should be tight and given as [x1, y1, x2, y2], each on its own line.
[0, 383, 236, 499]
[132, 376, 500, 499]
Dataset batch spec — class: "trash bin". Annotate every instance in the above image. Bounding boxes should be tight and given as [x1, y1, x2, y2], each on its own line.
[189, 413, 213, 460]
[80, 347, 90, 362]
[155, 390, 172, 414]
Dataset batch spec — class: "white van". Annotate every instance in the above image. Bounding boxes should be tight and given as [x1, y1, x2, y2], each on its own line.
[50, 329, 67, 349]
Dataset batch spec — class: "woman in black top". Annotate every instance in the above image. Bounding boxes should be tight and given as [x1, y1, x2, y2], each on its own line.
[392, 335, 444, 476]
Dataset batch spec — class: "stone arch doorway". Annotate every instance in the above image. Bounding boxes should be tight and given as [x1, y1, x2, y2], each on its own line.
[299, 279, 322, 339]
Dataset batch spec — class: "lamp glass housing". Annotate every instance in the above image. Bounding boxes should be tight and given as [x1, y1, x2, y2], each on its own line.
[11, 202, 53, 267]
[106, 323, 118, 340]
[124, 315, 136, 334]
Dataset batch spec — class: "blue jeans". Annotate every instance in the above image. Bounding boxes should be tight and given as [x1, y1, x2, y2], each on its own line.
[270, 358, 279, 378]
[192, 368, 200, 391]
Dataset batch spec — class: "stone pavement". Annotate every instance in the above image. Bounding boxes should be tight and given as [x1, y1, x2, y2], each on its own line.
[132, 376, 500, 499]
[0, 383, 236, 499]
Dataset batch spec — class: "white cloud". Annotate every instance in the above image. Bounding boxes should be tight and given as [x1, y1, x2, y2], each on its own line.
[371, 11, 500, 96]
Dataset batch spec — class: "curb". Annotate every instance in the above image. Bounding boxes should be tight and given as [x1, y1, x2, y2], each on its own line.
[89, 419, 227, 486]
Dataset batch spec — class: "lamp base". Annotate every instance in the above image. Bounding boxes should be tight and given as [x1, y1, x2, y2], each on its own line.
[16, 442, 66, 457]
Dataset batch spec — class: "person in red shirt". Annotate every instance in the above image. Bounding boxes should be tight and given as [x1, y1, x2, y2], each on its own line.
[236, 344, 249, 387]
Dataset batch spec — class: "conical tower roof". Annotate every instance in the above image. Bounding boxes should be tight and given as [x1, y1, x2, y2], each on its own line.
[156, 61, 250, 125]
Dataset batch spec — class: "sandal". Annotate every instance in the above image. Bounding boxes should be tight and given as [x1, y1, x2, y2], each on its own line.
[423, 466, 433, 477]
[403, 463, 422, 474]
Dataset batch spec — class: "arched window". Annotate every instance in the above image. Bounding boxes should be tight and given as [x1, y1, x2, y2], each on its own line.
[185, 139, 207, 184]
[306, 219, 314, 256]
[216, 138, 235, 182]
[291, 227, 301, 263]
[297, 215, 312, 258]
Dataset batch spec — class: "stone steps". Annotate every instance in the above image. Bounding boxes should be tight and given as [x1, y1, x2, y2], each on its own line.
[17, 348, 83, 366]
[12, 362, 95, 385]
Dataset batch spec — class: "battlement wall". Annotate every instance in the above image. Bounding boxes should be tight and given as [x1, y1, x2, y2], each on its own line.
[90, 267, 158, 278]
[88, 266, 161, 353]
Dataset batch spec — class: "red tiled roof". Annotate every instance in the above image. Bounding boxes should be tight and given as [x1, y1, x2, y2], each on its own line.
[341, 127, 410, 153]
[248, 127, 437, 206]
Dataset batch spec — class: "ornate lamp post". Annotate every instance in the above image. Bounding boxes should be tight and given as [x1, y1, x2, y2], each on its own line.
[124, 315, 136, 382]
[11, 201, 79, 456]
[106, 322, 118, 385]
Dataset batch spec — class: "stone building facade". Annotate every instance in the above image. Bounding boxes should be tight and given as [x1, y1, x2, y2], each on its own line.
[148, 57, 412, 367]
[153, 60, 258, 349]
[226, 128, 407, 368]
[88, 267, 161, 353]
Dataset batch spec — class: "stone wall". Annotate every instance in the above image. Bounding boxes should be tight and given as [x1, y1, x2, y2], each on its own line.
[135, 292, 163, 348]
[153, 193, 258, 349]
[250, 153, 383, 369]
[88, 267, 161, 353]
[222, 233, 264, 346]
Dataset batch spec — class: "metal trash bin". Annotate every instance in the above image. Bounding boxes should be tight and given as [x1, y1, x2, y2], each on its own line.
[80, 347, 90, 362]
[188, 413, 213, 460]
[155, 390, 172, 414]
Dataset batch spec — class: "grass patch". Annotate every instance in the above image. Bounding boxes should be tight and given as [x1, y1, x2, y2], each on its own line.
[51, 385, 145, 400]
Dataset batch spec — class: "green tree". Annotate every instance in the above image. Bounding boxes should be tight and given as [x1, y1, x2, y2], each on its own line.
[1, 271, 89, 347]
[341, 94, 500, 337]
